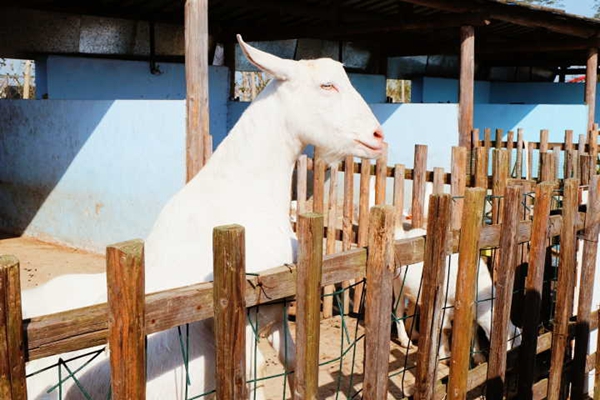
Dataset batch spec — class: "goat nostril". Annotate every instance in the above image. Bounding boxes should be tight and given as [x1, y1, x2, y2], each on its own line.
[374, 127, 384, 141]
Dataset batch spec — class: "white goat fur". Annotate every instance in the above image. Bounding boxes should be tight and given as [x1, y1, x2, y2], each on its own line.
[24, 35, 384, 399]
[393, 227, 521, 360]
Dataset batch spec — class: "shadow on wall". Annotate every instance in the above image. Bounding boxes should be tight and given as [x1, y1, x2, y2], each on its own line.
[0, 100, 186, 252]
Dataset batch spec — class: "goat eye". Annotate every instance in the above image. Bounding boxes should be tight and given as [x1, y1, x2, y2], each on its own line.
[320, 83, 335, 91]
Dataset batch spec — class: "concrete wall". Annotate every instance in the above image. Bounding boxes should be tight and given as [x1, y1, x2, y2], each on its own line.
[0, 100, 185, 252]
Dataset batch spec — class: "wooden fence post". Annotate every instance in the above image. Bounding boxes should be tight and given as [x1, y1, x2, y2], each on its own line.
[323, 164, 339, 319]
[539, 152, 556, 182]
[352, 158, 372, 314]
[342, 156, 355, 314]
[572, 175, 600, 399]
[540, 129, 549, 153]
[507, 130, 514, 169]
[375, 144, 388, 205]
[313, 151, 326, 214]
[447, 188, 486, 399]
[394, 164, 406, 228]
[297, 155, 308, 217]
[107, 240, 146, 400]
[484, 128, 492, 150]
[581, 155, 592, 186]
[412, 145, 428, 229]
[414, 194, 453, 400]
[474, 146, 489, 189]
[547, 179, 580, 400]
[516, 182, 555, 400]
[451, 146, 467, 231]
[486, 185, 523, 399]
[516, 128, 524, 179]
[295, 213, 324, 400]
[0, 255, 27, 400]
[363, 205, 396, 399]
[492, 149, 509, 224]
[213, 226, 247, 399]
[495, 128, 504, 149]
[433, 167, 445, 195]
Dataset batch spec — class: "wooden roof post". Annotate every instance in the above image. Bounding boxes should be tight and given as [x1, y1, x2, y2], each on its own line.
[585, 47, 598, 133]
[459, 25, 475, 148]
[185, 0, 210, 181]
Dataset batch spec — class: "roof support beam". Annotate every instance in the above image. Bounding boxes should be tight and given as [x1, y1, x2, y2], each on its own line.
[398, 0, 598, 38]
[586, 48, 598, 132]
[185, 0, 210, 180]
[459, 25, 475, 149]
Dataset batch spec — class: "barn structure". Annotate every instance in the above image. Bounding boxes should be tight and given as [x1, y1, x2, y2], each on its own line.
[2, 0, 600, 399]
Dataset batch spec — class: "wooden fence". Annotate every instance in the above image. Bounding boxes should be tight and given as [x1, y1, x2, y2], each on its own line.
[1, 133, 600, 398]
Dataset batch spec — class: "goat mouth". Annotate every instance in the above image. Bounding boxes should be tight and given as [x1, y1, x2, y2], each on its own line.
[355, 140, 383, 152]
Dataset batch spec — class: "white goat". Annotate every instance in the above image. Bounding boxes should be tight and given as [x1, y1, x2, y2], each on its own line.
[23, 35, 384, 399]
[393, 227, 521, 361]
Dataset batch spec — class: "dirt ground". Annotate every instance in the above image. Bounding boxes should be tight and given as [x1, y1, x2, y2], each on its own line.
[1, 233, 445, 399]
[0, 232, 105, 289]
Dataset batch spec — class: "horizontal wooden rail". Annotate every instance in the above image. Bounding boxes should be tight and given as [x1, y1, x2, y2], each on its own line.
[473, 139, 599, 152]
[24, 212, 585, 361]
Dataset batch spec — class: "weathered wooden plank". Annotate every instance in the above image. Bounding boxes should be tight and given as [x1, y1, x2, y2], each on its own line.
[517, 182, 555, 400]
[486, 185, 522, 400]
[547, 178, 578, 399]
[393, 164, 406, 228]
[540, 129, 549, 153]
[375, 144, 388, 205]
[507, 130, 514, 169]
[586, 48, 598, 132]
[341, 156, 355, 314]
[433, 167, 445, 195]
[492, 149, 509, 224]
[0, 255, 27, 400]
[573, 175, 600, 399]
[451, 146, 467, 231]
[516, 128, 524, 179]
[185, 0, 209, 180]
[295, 213, 323, 400]
[363, 206, 396, 399]
[459, 25, 475, 148]
[313, 151, 326, 214]
[296, 155, 308, 216]
[412, 145, 428, 228]
[415, 194, 452, 400]
[352, 158, 372, 313]
[323, 164, 339, 319]
[474, 146, 489, 189]
[447, 188, 486, 400]
[107, 240, 146, 400]
[495, 128, 504, 149]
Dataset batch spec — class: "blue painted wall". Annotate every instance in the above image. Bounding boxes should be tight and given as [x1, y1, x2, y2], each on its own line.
[0, 100, 185, 252]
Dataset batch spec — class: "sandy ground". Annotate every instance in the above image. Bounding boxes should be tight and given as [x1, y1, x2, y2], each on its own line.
[1, 233, 445, 399]
[0, 232, 105, 289]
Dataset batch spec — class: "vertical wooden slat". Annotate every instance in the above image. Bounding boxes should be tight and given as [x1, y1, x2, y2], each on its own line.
[341, 156, 355, 314]
[363, 206, 396, 399]
[517, 182, 555, 400]
[565, 130, 574, 152]
[313, 152, 326, 214]
[589, 129, 598, 176]
[527, 141, 534, 180]
[507, 130, 514, 170]
[596, 308, 600, 400]
[447, 188, 486, 400]
[412, 144, 428, 228]
[492, 149, 509, 224]
[495, 128, 504, 149]
[516, 128, 524, 179]
[451, 146, 467, 231]
[0, 255, 27, 400]
[547, 179, 579, 400]
[539, 152, 556, 182]
[586, 48, 598, 133]
[475, 146, 489, 189]
[185, 0, 209, 180]
[579, 134, 587, 155]
[485, 128, 492, 151]
[565, 130, 574, 179]
[552, 146, 561, 180]
[471, 128, 480, 175]
[393, 164, 406, 228]
[213, 226, 247, 400]
[572, 175, 600, 399]
[433, 167, 445, 195]
[107, 240, 146, 400]
[414, 194, 453, 400]
[486, 185, 523, 399]
[459, 25, 475, 148]
[581, 154, 592, 186]
[375, 144, 388, 205]
[540, 129, 549, 153]
[323, 164, 338, 319]
[352, 158, 372, 313]
[295, 213, 324, 400]
[297, 155, 308, 217]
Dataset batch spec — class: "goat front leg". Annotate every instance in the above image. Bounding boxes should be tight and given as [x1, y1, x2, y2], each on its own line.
[393, 276, 416, 349]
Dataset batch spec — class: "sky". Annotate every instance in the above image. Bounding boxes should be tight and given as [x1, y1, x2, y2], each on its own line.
[563, 0, 597, 17]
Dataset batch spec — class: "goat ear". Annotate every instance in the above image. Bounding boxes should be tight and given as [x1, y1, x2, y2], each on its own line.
[237, 34, 296, 81]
